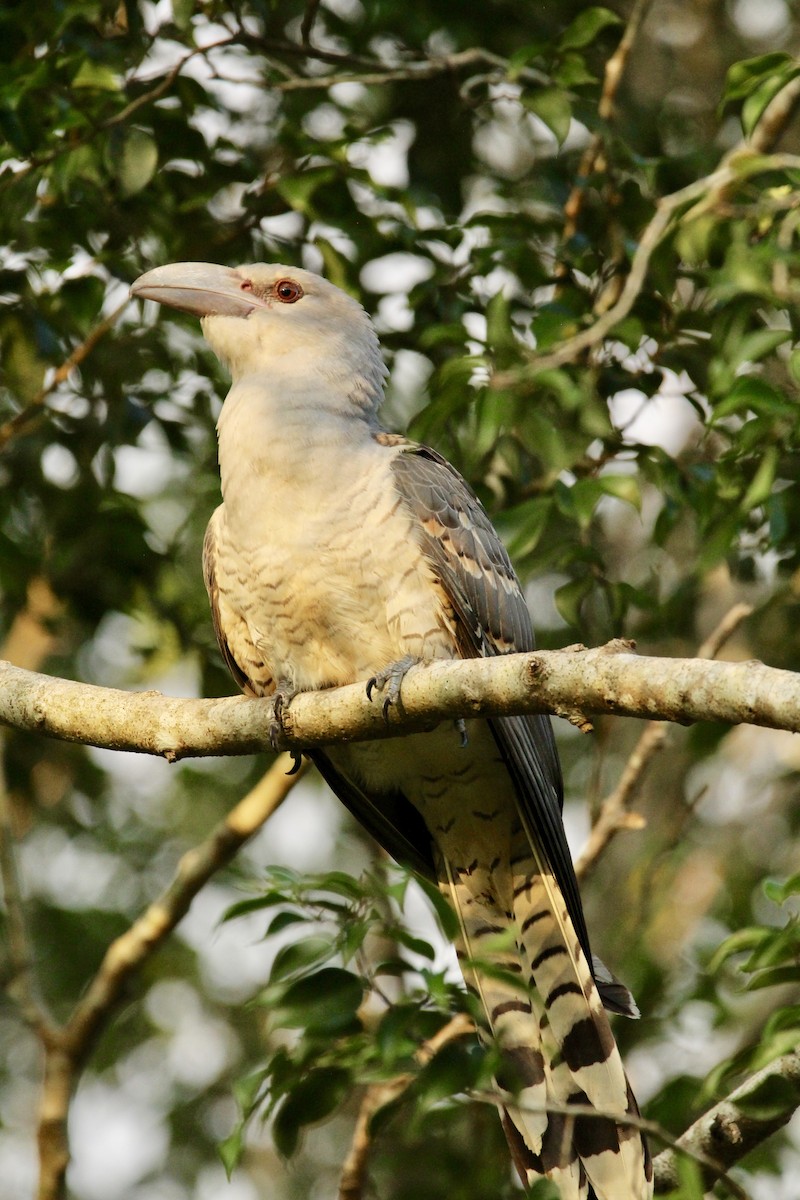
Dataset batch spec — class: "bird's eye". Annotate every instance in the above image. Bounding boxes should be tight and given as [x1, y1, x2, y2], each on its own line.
[240, 280, 253, 292]
[274, 279, 303, 303]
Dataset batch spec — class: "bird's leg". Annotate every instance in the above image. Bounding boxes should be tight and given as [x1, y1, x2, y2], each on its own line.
[269, 679, 302, 772]
[366, 654, 420, 719]
[367, 657, 469, 744]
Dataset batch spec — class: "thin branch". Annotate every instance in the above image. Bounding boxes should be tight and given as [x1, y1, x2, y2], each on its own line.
[471, 1091, 751, 1200]
[0, 301, 128, 451]
[300, 0, 323, 47]
[561, 0, 654, 247]
[0, 39, 236, 192]
[575, 722, 661, 883]
[1, 640, 799, 761]
[575, 603, 754, 881]
[265, 47, 513, 93]
[338, 1014, 474, 1200]
[0, 39, 516, 191]
[0, 580, 64, 1031]
[493, 61, 800, 382]
[338, 1009, 783, 1200]
[35, 754, 305, 1200]
[696, 602, 754, 660]
[653, 1049, 800, 1194]
[63, 754, 306, 1058]
[0, 746, 52, 1033]
[599, 0, 654, 122]
[748, 69, 800, 154]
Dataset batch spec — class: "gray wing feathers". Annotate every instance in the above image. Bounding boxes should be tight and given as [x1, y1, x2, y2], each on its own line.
[391, 444, 637, 1017]
[390, 445, 603, 985]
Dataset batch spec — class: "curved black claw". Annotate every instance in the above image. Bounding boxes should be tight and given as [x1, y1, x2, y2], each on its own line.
[455, 718, 469, 748]
[286, 751, 304, 776]
[269, 680, 298, 753]
[366, 654, 420, 721]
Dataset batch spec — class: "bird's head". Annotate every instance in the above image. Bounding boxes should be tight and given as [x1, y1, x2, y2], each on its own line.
[131, 262, 386, 409]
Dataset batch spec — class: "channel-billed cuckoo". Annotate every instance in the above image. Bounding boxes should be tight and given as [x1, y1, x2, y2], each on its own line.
[131, 262, 652, 1200]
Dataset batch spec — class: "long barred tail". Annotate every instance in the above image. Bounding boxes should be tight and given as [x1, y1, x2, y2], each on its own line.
[440, 853, 652, 1200]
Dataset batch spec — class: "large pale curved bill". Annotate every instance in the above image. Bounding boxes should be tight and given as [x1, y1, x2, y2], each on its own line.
[130, 262, 268, 318]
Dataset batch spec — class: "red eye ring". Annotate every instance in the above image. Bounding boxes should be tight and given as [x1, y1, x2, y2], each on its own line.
[240, 280, 253, 292]
[274, 279, 303, 303]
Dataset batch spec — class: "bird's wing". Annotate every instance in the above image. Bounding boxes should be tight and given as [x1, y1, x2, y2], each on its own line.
[388, 442, 596, 968]
[203, 512, 256, 695]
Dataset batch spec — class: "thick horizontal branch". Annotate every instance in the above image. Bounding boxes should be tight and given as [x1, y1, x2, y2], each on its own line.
[0, 641, 798, 760]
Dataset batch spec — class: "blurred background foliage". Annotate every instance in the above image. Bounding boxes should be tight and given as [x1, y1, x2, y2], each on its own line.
[2, 1, 800, 1197]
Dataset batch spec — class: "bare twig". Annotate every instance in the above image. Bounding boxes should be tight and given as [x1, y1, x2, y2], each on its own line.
[338, 1014, 474, 1200]
[561, 0, 654, 247]
[494, 58, 800, 383]
[0, 751, 52, 1033]
[300, 0, 323, 47]
[575, 603, 754, 881]
[35, 754, 306, 1200]
[266, 47, 511, 92]
[696, 602, 754, 660]
[747, 69, 800, 154]
[0, 39, 515, 191]
[0, 581, 64, 1030]
[0, 39, 236, 192]
[473, 1091, 751, 1200]
[575, 721, 662, 883]
[64, 755, 306, 1057]
[0, 301, 128, 451]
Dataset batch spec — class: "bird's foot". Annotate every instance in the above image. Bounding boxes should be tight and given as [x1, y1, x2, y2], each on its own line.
[270, 680, 302, 773]
[366, 654, 420, 720]
[455, 717, 469, 748]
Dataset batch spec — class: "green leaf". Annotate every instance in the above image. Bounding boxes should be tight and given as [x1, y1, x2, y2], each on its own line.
[315, 871, 368, 900]
[222, 891, 290, 921]
[277, 166, 337, 215]
[72, 60, 120, 91]
[172, 0, 195, 30]
[746, 965, 800, 991]
[736, 1073, 800, 1121]
[267, 910, 306, 935]
[499, 497, 553, 560]
[277, 966, 364, 1034]
[554, 52, 597, 89]
[764, 873, 800, 905]
[111, 128, 158, 197]
[269, 935, 335, 983]
[558, 7, 622, 51]
[554, 576, 593, 627]
[712, 376, 790, 421]
[708, 926, 770, 973]
[740, 445, 777, 512]
[598, 473, 641, 511]
[723, 53, 794, 104]
[414, 1040, 481, 1108]
[414, 876, 460, 942]
[522, 87, 572, 146]
[674, 1154, 705, 1199]
[392, 928, 436, 961]
[729, 328, 791, 372]
[218, 1127, 244, 1178]
[272, 1067, 352, 1157]
[742, 68, 800, 139]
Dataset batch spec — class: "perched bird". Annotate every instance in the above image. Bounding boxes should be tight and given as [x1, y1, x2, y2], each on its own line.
[131, 261, 652, 1199]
